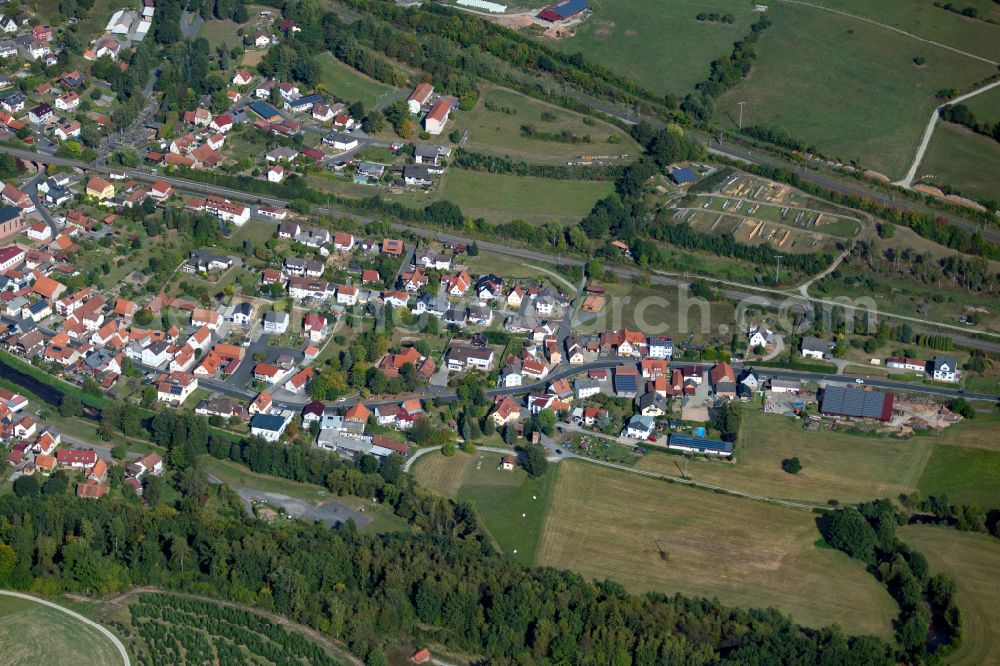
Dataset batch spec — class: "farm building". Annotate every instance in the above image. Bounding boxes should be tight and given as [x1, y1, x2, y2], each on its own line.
[668, 166, 696, 185]
[667, 433, 733, 457]
[819, 386, 894, 422]
[538, 0, 590, 21]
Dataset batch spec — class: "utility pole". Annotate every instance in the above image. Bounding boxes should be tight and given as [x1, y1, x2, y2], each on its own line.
[737, 101, 746, 130]
[776, 255, 782, 284]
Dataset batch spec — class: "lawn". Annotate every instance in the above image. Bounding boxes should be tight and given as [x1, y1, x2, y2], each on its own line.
[636, 410, 934, 505]
[316, 53, 396, 108]
[433, 170, 615, 225]
[412, 451, 556, 566]
[549, 0, 759, 96]
[917, 443, 1000, 507]
[536, 460, 898, 637]
[199, 18, 246, 51]
[456, 87, 639, 164]
[714, 2, 997, 178]
[915, 123, 1000, 204]
[823, 0, 1000, 61]
[899, 525, 1000, 666]
[0, 594, 124, 666]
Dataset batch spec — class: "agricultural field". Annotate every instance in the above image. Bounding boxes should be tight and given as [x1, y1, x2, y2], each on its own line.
[636, 410, 934, 505]
[0, 594, 124, 666]
[548, 0, 759, 96]
[412, 451, 556, 565]
[900, 526, 1000, 666]
[430, 170, 615, 225]
[316, 53, 396, 108]
[915, 123, 1000, 204]
[823, 0, 1000, 61]
[962, 83, 1000, 124]
[917, 443, 1000, 507]
[113, 593, 345, 665]
[535, 460, 898, 636]
[714, 2, 997, 178]
[456, 87, 639, 163]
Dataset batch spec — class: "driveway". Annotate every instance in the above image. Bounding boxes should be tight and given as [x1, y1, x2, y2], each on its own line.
[224, 484, 372, 528]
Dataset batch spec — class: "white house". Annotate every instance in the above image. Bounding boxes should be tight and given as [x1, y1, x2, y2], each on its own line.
[250, 413, 289, 442]
[800, 336, 829, 360]
[747, 324, 773, 349]
[263, 311, 289, 334]
[423, 100, 450, 135]
[930, 356, 959, 383]
[623, 415, 655, 440]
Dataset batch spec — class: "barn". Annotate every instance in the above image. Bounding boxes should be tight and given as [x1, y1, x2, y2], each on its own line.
[669, 166, 696, 185]
[820, 386, 894, 422]
[538, 0, 590, 22]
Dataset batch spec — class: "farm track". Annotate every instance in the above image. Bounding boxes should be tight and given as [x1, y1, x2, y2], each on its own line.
[777, 0, 1000, 66]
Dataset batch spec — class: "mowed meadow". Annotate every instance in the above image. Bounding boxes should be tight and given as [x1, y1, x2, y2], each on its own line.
[535, 461, 898, 637]
[900, 526, 1000, 666]
[714, 1, 997, 178]
[416, 454, 898, 637]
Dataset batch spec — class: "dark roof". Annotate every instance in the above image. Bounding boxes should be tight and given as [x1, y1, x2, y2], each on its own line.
[0, 205, 20, 224]
[250, 413, 286, 431]
[613, 373, 638, 393]
[820, 386, 893, 421]
[669, 433, 733, 454]
[540, 0, 589, 19]
[669, 167, 696, 184]
[249, 101, 281, 119]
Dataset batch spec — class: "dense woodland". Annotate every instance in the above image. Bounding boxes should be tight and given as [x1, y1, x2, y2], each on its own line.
[0, 488, 899, 665]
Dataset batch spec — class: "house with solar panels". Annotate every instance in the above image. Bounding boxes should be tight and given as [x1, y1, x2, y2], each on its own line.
[613, 364, 639, 398]
[820, 386, 894, 422]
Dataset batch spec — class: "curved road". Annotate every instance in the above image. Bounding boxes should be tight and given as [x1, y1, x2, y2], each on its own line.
[0, 590, 130, 666]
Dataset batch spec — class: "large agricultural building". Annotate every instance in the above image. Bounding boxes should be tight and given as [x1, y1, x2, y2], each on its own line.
[819, 386, 894, 422]
[538, 0, 590, 22]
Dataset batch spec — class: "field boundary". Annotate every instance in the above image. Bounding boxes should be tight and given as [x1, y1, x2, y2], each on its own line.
[777, 0, 1000, 66]
[0, 590, 130, 666]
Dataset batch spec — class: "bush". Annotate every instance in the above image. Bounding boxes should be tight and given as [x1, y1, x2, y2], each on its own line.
[441, 442, 456, 457]
[781, 457, 802, 474]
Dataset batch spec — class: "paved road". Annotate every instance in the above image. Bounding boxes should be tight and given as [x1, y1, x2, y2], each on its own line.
[0, 591, 130, 665]
[26, 172, 59, 238]
[205, 471, 372, 528]
[6, 147, 999, 354]
[180, 10, 203, 38]
[898, 79, 1000, 188]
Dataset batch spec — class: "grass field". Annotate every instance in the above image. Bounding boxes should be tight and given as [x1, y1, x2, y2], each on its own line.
[535, 460, 897, 636]
[900, 525, 1000, 665]
[457, 88, 639, 163]
[316, 53, 396, 107]
[433, 170, 615, 224]
[412, 451, 555, 565]
[0, 595, 123, 666]
[823, 0, 1000, 61]
[572, 281, 740, 347]
[199, 18, 245, 51]
[917, 443, 1000, 507]
[714, 2, 997, 178]
[637, 410, 934, 504]
[915, 123, 1000, 203]
[549, 0, 759, 96]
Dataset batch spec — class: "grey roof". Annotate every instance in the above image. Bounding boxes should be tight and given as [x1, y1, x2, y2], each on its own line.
[264, 311, 288, 323]
[403, 165, 431, 180]
[801, 336, 830, 353]
[930, 356, 958, 371]
[234, 302, 252, 315]
[414, 144, 440, 158]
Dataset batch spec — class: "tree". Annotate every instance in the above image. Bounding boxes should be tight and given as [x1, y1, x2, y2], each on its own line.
[144, 476, 163, 507]
[521, 446, 549, 477]
[819, 507, 877, 563]
[535, 408, 557, 436]
[13, 475, 40, 498]
[59, 393, 82, 417]
[111, 444, 127, 460]
[43, 471, 69, 496]
[781, 457, 802, 474]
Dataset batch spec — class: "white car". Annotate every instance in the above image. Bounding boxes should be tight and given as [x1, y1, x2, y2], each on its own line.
[855, 378, 865, 384]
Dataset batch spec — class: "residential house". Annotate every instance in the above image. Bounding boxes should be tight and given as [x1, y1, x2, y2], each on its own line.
[800, 336, 830, 360]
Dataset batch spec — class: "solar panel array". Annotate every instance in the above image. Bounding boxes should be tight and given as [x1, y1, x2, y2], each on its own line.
[614, 374, 638, 392]
[821, 386, 888, 419]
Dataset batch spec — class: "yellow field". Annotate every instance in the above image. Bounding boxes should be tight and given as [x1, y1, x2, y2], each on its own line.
[900, 526, 1000, 665]
[536, 461, 898, 637]
[637, 411, 933, 504]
